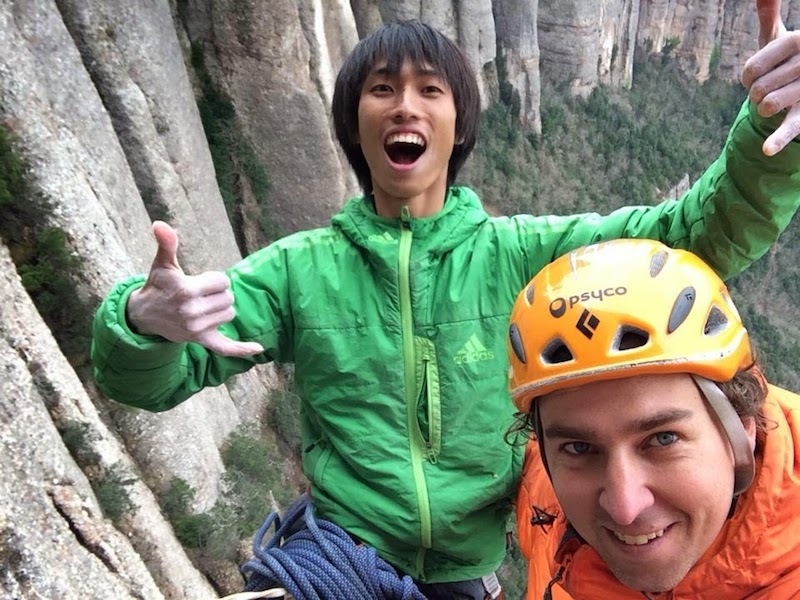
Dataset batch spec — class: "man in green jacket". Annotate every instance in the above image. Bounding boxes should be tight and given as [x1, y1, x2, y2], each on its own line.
[92, 3, 800, 598]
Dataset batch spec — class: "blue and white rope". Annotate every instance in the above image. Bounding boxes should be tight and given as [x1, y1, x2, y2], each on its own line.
[237, 495, 426, 600]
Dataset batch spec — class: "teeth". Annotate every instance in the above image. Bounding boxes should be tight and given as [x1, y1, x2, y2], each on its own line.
[386, 133, 425, 146]
[613, 529, 665, 546]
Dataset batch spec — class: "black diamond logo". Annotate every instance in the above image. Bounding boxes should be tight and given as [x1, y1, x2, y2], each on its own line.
[576, 309, 600, 339]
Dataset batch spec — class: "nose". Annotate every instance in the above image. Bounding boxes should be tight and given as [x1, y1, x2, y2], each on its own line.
[598, 453, 655, 526]
[391, 88, 420, 121]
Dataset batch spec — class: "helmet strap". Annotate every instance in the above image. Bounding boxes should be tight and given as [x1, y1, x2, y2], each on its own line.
[692, 375, 755, 495]
[533, 402, 551, 480]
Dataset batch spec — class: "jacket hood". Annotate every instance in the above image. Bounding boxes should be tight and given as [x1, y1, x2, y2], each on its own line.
[331, 186, 488, 254]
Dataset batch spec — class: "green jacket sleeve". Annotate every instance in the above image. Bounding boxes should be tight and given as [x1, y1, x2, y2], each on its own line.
[90, 243, 293, 412]
[524, 100, 799, 279]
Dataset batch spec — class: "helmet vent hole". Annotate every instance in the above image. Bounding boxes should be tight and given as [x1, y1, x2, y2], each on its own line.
[649, 250, 669, 277]
[525, 284, 535, 305]
[509, 323, 527, 364]
[541, 338, 574, 364]
[704, 306, 729, 335]
[614, 327, 649, 351]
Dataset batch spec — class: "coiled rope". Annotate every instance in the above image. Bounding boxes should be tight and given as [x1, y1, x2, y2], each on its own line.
[226, 494, 426, 600]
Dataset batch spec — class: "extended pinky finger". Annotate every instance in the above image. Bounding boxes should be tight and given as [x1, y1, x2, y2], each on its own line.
[763, 103, 800, 155]
[197, 329, 265, 357]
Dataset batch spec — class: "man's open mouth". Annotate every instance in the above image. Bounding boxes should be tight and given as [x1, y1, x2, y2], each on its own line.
[385, 132, 426, 164]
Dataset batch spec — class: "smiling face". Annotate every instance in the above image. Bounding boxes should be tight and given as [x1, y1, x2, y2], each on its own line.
[538, 373, 751, 593]
[356, 58, 457, 217]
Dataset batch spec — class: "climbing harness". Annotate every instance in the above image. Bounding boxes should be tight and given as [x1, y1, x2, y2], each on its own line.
[222, 494, 426, 600]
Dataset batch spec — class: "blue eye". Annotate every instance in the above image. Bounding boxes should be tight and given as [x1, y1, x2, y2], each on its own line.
[649, 432, 679, 447]
[563, 441, 593, 455]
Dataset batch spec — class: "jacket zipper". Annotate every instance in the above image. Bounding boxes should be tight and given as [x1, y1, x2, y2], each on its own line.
[544, 564, 565, 600]
[399, 208, 432, 575]
[419, 348, 440, 463]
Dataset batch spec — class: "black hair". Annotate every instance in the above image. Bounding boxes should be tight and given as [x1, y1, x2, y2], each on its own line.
[331, 20, 481, 196]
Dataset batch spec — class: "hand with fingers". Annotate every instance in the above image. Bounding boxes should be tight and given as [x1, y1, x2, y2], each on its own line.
[741, 0, 800, 156]
[126, 221, 264, 357]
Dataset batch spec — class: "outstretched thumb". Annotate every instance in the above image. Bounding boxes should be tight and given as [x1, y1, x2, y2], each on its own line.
[150, 220, 182, 272]
[757, 0, 785, 47]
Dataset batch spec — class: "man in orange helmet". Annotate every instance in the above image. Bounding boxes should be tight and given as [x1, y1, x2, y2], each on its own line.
[507, 239, 800, 599]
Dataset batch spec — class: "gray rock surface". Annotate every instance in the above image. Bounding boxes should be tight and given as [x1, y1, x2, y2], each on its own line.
[0, 241, 216, 599]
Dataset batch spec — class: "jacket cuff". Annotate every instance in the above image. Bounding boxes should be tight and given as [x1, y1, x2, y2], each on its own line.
[91, 275, 185, 371]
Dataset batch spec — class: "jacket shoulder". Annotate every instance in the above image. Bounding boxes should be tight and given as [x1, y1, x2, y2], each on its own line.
[767, 384, 800, 409]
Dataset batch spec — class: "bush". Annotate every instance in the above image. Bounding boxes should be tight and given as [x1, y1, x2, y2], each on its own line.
[160, 424, 300, 559]
[0, 127, 96, 360]
[270, 388, 302, 457]
[92, 465, 137, 525]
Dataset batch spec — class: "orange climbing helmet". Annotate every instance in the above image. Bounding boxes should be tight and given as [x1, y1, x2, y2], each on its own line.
[508, 239, 753, 414]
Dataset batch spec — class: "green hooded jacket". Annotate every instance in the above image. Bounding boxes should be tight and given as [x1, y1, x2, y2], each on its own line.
[92, 101, 799, 583]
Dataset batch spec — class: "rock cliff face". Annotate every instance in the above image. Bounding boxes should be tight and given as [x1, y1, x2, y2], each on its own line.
[538, 0, 800, 100]
[0, 0, 794, 597]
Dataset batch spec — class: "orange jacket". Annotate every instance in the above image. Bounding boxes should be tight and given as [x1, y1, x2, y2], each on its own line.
[517, 385, 800, 599]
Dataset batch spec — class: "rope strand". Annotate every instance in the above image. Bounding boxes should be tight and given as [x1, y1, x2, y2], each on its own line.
[239, 495, 426, 600]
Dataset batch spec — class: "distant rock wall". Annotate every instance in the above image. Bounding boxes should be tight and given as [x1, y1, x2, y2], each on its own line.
[537, 0, 800, 100]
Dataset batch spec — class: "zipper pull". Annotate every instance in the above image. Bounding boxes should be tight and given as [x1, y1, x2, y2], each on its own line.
[426, 442, 438, 464]
[400, 205, 412, 227]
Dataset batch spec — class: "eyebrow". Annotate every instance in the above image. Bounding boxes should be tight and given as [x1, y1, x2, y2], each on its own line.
[371, 64, 443, 78]
[544, 408, 694, 440]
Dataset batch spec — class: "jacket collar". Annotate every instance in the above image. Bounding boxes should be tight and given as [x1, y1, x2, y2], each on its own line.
[332, 186, 488, 254]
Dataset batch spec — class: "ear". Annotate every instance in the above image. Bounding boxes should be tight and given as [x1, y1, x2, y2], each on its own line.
[742, 416, 758, 453]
